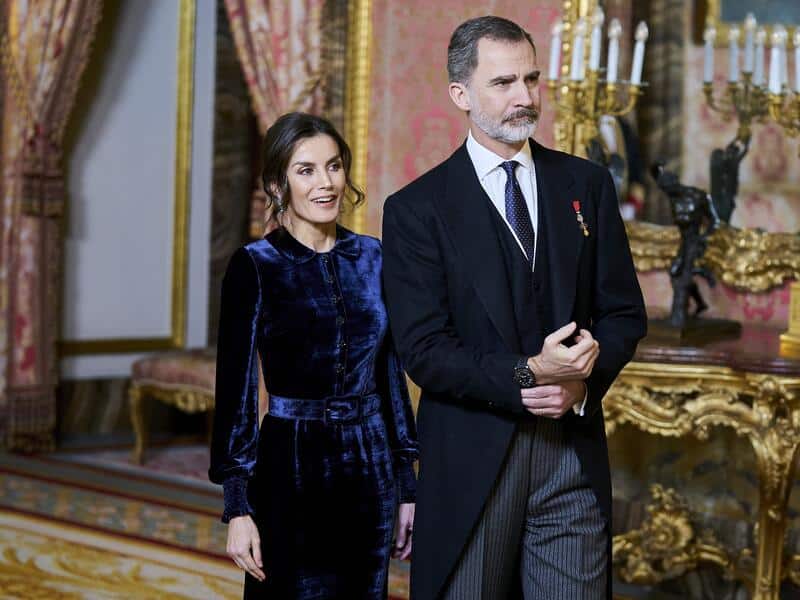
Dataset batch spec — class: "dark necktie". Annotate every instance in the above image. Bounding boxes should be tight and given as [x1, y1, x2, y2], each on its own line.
[501, 160, 535, 266]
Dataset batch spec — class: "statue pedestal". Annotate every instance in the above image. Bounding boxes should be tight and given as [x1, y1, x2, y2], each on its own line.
[647, 317, 742, 345]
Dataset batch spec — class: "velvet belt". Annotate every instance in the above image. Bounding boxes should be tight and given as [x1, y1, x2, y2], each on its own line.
[269, 393, 381, 424]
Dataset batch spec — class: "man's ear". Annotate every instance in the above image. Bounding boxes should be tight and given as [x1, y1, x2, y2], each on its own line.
[448, 82, 470, 112]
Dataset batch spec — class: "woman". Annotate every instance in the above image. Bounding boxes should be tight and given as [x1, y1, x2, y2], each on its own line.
[209, 112, 418, 599]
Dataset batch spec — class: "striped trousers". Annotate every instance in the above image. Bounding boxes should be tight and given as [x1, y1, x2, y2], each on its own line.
[441, 418, 607, 600]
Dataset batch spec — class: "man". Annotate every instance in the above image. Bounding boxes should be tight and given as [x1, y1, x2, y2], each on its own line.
[381, 16, 647, 600]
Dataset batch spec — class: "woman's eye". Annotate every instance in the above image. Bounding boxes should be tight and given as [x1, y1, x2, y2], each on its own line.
[329, 162, 342, 171]
[299, 168, 313, 176]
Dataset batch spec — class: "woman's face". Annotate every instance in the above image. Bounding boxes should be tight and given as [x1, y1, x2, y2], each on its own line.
[284, 134, 346, 227]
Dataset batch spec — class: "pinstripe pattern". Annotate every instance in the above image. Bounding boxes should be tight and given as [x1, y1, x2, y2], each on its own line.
[442, 419, 606, 600]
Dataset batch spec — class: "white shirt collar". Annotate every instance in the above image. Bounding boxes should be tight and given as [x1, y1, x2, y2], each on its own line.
[466, 130, 535, 181]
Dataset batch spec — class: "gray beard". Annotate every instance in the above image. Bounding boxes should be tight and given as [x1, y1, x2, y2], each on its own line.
[470, 104, 537, 144]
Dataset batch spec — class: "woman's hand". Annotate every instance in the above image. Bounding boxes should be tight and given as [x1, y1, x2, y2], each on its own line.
[392, 503, 415, 560]
[227, 515, 266, 582]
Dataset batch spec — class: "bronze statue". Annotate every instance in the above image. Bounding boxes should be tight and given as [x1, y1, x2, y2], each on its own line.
[709, 136, 749, 223]
[652, 163, 721, 329]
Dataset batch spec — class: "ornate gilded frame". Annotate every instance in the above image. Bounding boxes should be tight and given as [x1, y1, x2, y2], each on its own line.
[61, 0, 194, 355]
[699, 0, 798, 47]
[341, 0, 372, 235]
[625, 221, 800, 292]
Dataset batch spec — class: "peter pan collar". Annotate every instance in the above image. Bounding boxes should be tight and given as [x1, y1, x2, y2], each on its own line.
[268, 224, 360, 263]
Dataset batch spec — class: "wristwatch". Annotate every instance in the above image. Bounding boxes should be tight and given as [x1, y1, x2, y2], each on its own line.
[513, 357, 537, 388]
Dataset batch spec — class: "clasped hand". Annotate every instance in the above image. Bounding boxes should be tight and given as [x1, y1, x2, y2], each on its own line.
[521, 322, 599, 418]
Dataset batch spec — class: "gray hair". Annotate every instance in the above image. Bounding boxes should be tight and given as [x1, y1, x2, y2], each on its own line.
[447, 16, 536, 84]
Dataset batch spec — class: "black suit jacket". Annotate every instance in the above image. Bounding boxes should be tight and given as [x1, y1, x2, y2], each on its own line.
[381, 139, 647, 600]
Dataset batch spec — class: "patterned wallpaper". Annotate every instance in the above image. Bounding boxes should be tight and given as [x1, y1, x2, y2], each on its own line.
[365, 1, 563, 236]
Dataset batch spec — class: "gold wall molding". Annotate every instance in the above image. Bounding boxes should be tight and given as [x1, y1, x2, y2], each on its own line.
[625, 221, 679, 273]
[606, 361, 800, 599]
[703, 225, 800, 293]
[341, 0, 372, 235]
[61, 0, 195, 356]
[625, 221, 800, 293]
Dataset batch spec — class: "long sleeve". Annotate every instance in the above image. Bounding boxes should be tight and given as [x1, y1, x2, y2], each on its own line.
[382, 198, 526, 415]
[208, 247, 262, 522]
[376, 331, 419, 503]
[583, 169, 647, 418]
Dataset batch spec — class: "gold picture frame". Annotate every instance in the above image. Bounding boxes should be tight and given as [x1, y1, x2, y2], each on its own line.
[341, 0, 372, 235]
[697, 0, 798, 47]
[61, 0, 195, 355]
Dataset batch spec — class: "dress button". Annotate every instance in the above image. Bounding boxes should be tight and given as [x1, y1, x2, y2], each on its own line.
[338, 341, 347, 349]
[336, 316, 345, 325]
[335, 364, 344, 373]
[332, 295, 341, 303]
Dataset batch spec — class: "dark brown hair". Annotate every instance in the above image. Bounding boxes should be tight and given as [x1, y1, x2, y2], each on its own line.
[260, 112, 365, 221]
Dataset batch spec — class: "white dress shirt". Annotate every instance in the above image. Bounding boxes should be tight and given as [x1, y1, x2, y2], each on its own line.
[466, 130, 538, 266]
[465, 131, 587, 416]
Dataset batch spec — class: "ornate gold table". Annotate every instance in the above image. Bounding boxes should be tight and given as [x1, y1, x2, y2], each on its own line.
[606, 326, 800, 599]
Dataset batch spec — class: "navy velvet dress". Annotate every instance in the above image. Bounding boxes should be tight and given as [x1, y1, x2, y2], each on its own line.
[209, 225, 418, 600]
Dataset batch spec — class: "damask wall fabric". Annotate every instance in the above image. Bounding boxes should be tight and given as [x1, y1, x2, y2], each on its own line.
[365, 1, 562, 237]
[0, 0, 103, 450]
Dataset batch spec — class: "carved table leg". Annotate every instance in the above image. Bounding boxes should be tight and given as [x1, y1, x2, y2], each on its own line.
[748, 377, 800, 600]
[129, 384, 146, 464]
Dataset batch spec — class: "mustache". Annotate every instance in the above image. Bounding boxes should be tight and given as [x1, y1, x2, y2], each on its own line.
[503, 108, 539, 123]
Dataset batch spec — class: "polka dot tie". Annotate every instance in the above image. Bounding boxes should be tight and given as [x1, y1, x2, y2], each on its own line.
[501, 160, 535, 266]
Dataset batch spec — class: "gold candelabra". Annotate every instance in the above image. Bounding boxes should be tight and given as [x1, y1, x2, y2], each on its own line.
[703, 18, 800, 153]
[548, 1, 647, 157]
[703, 15, 800, 357]
[702, 73, 769, 142]
[766, 28, 800, 143]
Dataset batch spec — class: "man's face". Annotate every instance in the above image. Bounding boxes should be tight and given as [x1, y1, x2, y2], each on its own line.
[463, 38, 541, 144]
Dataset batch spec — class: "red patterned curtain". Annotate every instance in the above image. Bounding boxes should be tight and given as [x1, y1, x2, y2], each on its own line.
[223, 0, 326, 239]
[0, 0, 103, 450]
[224, 0, 325, 134]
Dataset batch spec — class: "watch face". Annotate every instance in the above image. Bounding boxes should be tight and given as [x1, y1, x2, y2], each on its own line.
[515, 366, 535, 388]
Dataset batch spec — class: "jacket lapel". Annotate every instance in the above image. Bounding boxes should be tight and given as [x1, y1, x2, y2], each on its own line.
[531, 140, 582, 328]
[437, 143, 520, 353]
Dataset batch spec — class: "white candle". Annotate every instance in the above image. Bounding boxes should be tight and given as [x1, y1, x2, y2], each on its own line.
[795, 30, 800, 92]
[703, 25, 716, 83]
[548, 20, 563, 81]
[570, 18, 586, 81]
[728, 26, 740, 82]
[606, 18, 622, 84]
[630, 21, 648, 86]
[589, 7, 604, 71]
[743, 13, 756, 73]
[754, 27, 766, 85]
[769, 29, 784, 94]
